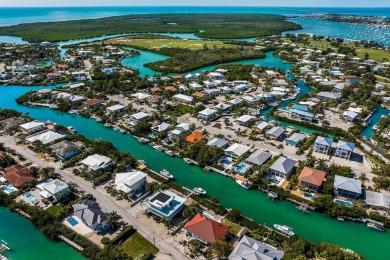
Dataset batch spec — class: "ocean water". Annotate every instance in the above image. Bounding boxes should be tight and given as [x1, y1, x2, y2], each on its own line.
[0, 7, 389, 26]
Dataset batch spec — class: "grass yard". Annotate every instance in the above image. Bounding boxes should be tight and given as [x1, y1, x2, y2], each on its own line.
[119, 232, 158, 258]
[355, 48, 390, 62]
[164, 104, 195, 117]
[108, 37, 235, 50]
[46, 204, 64, 216]
[222, 219, 242, 236]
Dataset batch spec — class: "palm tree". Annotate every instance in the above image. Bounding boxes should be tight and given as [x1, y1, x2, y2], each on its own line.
[107, 211, 122, 229]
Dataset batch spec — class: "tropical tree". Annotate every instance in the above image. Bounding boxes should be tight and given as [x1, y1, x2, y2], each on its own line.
[206, 238, 233, 259]
[107, 211, 122, 229]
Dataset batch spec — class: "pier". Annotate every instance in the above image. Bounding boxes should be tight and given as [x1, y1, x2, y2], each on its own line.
[286, 198, 315, 211]
[14, 208, 31, 219]
[58, 235, 84, 251]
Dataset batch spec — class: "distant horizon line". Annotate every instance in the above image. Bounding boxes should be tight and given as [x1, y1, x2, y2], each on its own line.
[1, 6, 390, 8]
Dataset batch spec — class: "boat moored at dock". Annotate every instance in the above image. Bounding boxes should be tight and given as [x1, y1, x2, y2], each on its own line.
[274, 224, 295, 237]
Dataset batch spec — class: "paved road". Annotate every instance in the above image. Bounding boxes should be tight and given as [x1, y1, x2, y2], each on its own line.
[0, 135, 186, 260]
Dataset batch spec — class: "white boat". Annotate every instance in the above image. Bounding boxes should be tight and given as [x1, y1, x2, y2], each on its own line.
[153, 145, 164, 152]
[267, 191, 278, 199]
[184, 158, 194, 165]
[113, 126, 120, 131]
[104, 123, 112, 128]
[165, 150, 174, 156]
[139, 137, 149, 144]
[236, 180, 251, 189]
[67, 126, 76, 133]
[193, 187, 206, 195]
[367, 222, 385, 232]
[274, 224, 295, 237]
[160, 169, 173, 179]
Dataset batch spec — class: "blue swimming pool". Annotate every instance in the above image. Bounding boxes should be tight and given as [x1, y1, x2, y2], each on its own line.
[26, 193, 36, 200]
[220, 159, 231, 166]
[334, 199, 353, 207]
[304, 193, 316, 199]
[67, 217, 78, 226]
[1, 187, 17, 194]
[235, 163, 246, 172]
[148, 133, 156, 138]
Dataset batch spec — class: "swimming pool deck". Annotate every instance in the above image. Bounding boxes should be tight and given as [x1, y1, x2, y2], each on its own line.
[62, 215, 92, 235]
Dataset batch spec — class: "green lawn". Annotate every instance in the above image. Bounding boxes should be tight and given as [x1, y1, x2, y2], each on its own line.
[222, 219, 242, 236]
[46, 204, 64, 216]
[164, 104, 195, 117]
[119, 232, 158, 258]
[108, 37, 235, 50]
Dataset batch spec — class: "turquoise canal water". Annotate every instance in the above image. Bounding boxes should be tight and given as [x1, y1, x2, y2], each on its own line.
[0, 207, 85, 260]
[1, 82, 389, 259]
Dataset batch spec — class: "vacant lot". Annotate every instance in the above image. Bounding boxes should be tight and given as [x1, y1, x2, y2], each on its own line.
[119, 232, 159, 258]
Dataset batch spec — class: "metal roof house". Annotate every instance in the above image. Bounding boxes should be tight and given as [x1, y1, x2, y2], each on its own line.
[151, 122, 170, 133]
[269, 156, 297, 179]
[225, 143, 250, 159]
[26, 131, 66, 145]
[289, 108, 314, 122]
[72, 199, 109, 232]
[145, 190, 186, 220]
[115, 171, 147, 195]
[334, 175, 361, 200]
[37, 178, 69, 202]
[80, 154, 111, 171]
[266, 127, 285, 141]
[316, 91, 341, 101]
[236, 115, 253, 126]
[245, 150, 272, 167]
[207, 138, 229, 148]
[314, 136, 333, 155]
[286, 133, 307, 147]
[365, 191, 390, 210]
[130, 112, 149, 123]
[198, 108, 218, 121]
[335, 141, 355, 160]
[343, 111, 358, 122]
[228, 235, 284, 260]
[19, 121, 46, 134]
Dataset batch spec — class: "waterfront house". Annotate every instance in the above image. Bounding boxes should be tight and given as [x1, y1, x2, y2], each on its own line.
[185, 131, 206, 144]
[185, 74, 196, 82]
[37, 178, 69, 202]
[286, 133, 307, 147]
[50, 140, 81, 161]
[228, 235, 284, 260]
[173, 94, 194, 105]
[71, 71, 87, 80]
[115, 171, 147, 195]
[335, 140, 355, 160]
[269, 156, 297, 179]
[184, 213, 229, 245]
[47, 72, 62, 81]
[343, 111, 358, 122]
[151, 122, 170, 133]
[236, 115, 253, 126]
[55, 92, 85, 104]
[289, 108, 314, 122]
[334, 175, 361, 200]
[19, 121, 46, 134]
[106, 104, 125, 114]
[256, 122, 269, 132]
[207, 138, 229, 148]
[84, 99, 104, 107]
[225, 143, 250, 159]
[130, 112, 149, 123]
[145, 189, 186, 220]
[27, 131, 66, 145]
[298, 167, 326, 192]
[72, 199, 109, 232]
[316, 92, 341, 101]
[365, 191, 390, 210]
[2, 164, 34, 188]
[208, 72, 224, 80]
[314, 136, 333, 154]
[266, 127, 285, 141]
[245, 150, 272, 167]
[80, 154, 111, 171]
[0, 117, 24, 132]
[198, 108, 218, 121]
[257, 92, 274, 101]
[228, 98, 243, 106]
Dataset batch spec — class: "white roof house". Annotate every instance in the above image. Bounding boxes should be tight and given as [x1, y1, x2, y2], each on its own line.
[131, 112, 149, 122]
[19, 121, 45, 133]
[175, 123, 190, 131]
[115, 171, 147, 193]
[131, 93, 151, 100]
[27, 131, 66, 144]
[236, 115, 253, 125]
[151, 122, 170, 133]
[81, 154, 111, 171]
[106, 104, 125, 113]
[256, 122, 269, 131]
[228, 235, 284, 260]
[365, 191, 390, 209]
[228, 98, 243, 105]
[37, 178, 69, 200]
[173, 94, 194, 104]
[225, 143, 250, 158]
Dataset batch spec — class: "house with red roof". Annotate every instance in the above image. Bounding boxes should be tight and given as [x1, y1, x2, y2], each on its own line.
[298, 166, 326, 192]
[185, 131, 206, 144]
[84, 99, 104, 107]
[184, 213, 229, 245]
[2, 164, 34, 188]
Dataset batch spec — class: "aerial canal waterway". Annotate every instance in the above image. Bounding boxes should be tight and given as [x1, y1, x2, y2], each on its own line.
[0, 207, 85, 260]
[0, 83, 389, 260]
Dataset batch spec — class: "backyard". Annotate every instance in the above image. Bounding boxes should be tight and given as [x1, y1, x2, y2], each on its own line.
[119, 232, 159, 258]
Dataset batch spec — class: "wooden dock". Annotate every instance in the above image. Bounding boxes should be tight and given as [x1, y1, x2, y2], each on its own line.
[286, 198, 315, 210]
[14, 208, 31, 219]
[58, 235, 84, 251]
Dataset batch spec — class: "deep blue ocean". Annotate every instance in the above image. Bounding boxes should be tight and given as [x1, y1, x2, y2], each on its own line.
[0, 6, 389, 44]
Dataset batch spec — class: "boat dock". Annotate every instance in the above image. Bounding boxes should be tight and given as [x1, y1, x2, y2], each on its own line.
[286, 198, 315, 211]
[58, 235, 84, 251]
[14, 208, 31, 219]
[208, 166, 229, 176]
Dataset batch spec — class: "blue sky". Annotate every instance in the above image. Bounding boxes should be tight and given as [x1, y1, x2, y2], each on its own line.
[1, 1, 389, 7]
